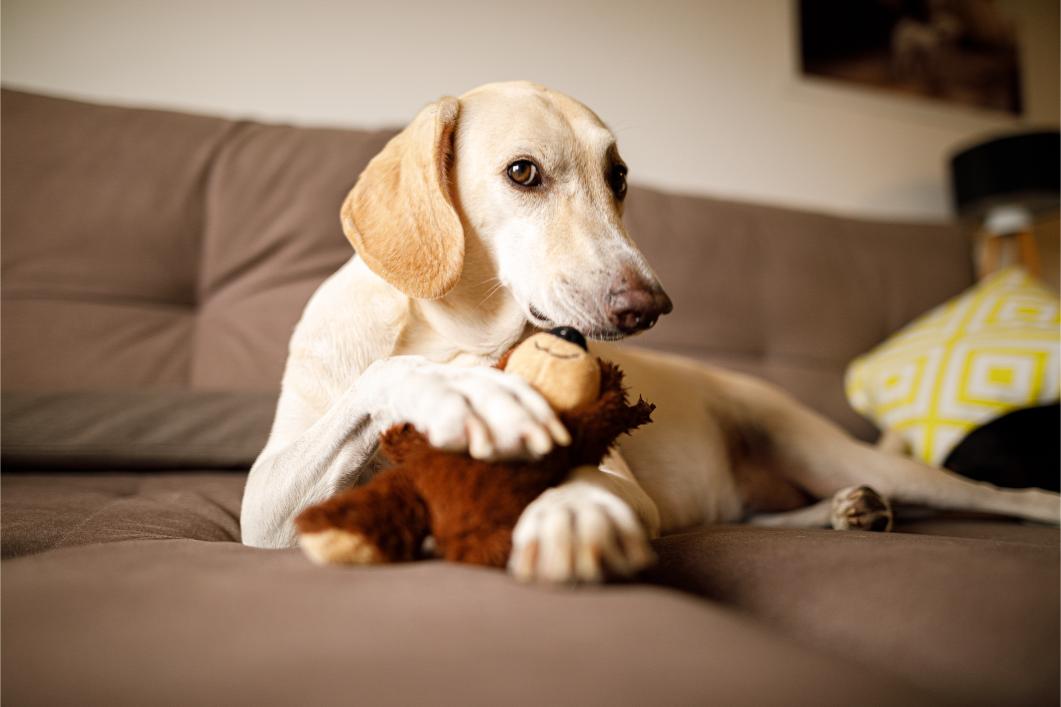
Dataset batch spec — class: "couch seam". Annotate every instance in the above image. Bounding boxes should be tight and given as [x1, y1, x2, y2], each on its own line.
[188, 119, 254, 389]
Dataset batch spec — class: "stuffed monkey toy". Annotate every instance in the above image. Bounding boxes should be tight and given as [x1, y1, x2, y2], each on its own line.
[295, 327, 654, 569]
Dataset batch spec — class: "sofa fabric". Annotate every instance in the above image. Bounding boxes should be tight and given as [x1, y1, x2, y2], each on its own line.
[3, 471, 1057, 707]
[0, 390, 276, 470]
[3, 89, 1053, 707]
[1, 88, 973, 439]
[2, 89, 392, 393]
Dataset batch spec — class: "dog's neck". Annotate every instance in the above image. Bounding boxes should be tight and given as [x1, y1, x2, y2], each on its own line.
[400, 294, 530, 367]
[393, 239, 533, 366]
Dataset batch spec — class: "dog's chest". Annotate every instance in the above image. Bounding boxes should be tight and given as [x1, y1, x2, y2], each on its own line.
[393, 300, 529, 367]
[392, 326, 488, 366]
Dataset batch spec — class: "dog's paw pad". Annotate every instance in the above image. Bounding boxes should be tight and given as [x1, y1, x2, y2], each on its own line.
[299, 529, 383, 565]
[831, 485, 893, 532]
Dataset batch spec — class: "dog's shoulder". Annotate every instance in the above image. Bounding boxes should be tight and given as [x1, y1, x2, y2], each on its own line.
[283, 256, 411, 403]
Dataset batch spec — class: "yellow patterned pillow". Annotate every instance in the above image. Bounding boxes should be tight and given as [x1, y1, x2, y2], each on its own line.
[846, 267, 1060, 466]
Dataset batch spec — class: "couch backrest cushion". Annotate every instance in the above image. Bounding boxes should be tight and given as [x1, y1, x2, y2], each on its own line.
[624, 189, 973, 437]
[1, 89, 973, 437]
[2, 89, 391, 391]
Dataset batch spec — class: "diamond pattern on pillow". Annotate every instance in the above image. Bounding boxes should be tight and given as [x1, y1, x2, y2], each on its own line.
[846, 267, 1060, 465]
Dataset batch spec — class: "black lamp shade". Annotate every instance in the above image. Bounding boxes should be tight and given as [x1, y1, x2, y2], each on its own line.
[950, 131, 1060, 218]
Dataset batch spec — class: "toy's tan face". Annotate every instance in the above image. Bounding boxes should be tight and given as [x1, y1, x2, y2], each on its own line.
[504, 332, 600, 412]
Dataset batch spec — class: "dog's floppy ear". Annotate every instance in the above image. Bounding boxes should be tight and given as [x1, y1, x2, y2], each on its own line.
[341, 97, 463, 299]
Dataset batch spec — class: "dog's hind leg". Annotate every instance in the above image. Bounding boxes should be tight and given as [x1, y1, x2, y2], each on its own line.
[748, 486, 894, 531]
[785, 422, 1059, 525]
[746, 497, 832, 528]
[780, 422, 1058, 524]
[721, 372, 1060, 526]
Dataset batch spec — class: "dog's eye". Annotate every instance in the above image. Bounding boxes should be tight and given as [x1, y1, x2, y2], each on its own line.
[609, 164, 628, 201]
[507, 160, 542, 187]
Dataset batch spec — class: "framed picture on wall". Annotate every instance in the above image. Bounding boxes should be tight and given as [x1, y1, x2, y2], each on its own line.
[798, 0, 1023, 115]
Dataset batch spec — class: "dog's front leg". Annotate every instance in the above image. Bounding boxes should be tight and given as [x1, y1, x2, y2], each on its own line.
[242, 356, 571, 549]
[241, 383, 390, 549]
[509, 450, 660, 584]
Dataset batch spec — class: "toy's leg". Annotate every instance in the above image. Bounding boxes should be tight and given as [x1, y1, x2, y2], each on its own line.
[434, 524, 516, 568]
[295, 468, 429, 565]
[416, 467, 555, 569]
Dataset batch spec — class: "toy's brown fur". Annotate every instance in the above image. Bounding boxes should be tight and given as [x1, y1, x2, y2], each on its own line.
[295, 360, 653, 567]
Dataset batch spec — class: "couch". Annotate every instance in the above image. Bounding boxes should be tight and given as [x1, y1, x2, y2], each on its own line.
[2, 88, 1057, 706]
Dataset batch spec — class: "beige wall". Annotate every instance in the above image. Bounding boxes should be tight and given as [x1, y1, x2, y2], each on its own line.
[2, 0, 1057, 220]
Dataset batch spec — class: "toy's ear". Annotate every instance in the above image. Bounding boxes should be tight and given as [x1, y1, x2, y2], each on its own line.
[341, 97, 463, 299]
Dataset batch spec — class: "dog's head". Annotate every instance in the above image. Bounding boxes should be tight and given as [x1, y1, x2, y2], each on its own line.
[341, 81, 671, 340]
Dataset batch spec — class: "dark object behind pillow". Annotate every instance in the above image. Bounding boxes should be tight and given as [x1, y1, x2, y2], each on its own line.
[944, 404, 1059, 491]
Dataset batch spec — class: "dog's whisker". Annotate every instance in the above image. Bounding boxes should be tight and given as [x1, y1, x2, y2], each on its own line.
[550, 281, 593, 333]
[566, 291, 596, 332]
[570, 284, 600, 330]
[476, 278, 506, 307]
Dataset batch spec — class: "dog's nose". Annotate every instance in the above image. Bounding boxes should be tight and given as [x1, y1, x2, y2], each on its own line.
[607, 285, 673, 334]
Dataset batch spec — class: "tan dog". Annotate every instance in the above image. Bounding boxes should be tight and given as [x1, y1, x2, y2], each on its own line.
[241, 81, 1060, 583]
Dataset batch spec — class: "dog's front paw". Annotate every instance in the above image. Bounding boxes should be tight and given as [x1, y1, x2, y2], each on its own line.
[831, 485, 893, 532]
[381, 361, 570, 461]
[298, 528, 383, 566]
[508, 482, 655, 584]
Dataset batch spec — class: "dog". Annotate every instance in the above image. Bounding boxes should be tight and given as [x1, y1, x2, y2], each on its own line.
[240, 81, 1060, 583]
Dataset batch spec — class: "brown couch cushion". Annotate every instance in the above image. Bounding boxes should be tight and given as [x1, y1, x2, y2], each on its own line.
[3, 471, 1055, 706]
[648, 522, 1059, 706]
[0, 391, 276, 471]
[1, 89, 392, 392]
[2, 90, 228, 389]
[0, 536, 932, 707]
[1, 473, 244, 559]
[623, 189, 973, 437]
[192, 122, 393, 388]
[2, 88, 972, 438]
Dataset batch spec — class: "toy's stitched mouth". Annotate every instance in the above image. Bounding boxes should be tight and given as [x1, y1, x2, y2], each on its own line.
[533, 341, 579, 359]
